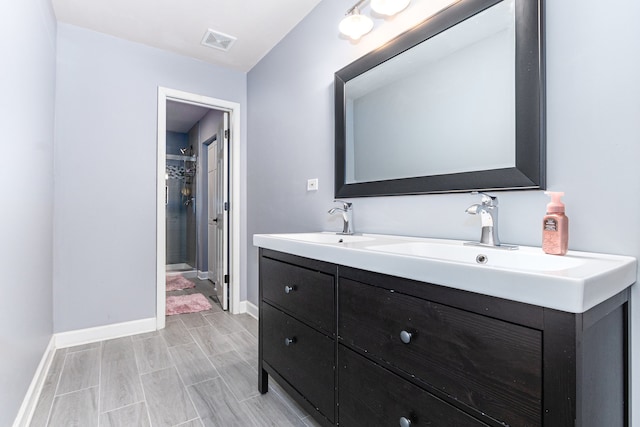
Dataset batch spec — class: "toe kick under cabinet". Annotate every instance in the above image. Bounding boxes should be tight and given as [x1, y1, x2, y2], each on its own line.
[258, 249, 629, 427]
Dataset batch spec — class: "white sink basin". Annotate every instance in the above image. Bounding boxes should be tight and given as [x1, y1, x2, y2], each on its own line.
[366, 241, 584, 272]
[253, 232, 637, 313]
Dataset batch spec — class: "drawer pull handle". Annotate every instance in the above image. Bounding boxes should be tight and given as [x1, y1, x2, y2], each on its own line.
[400, 330, 413, 344]
[284, 337, 297, 346]
[284, 285, 296, 294]
[399, 416, 412, 427]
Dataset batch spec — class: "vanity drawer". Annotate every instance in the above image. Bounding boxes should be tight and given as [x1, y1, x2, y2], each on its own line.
[260, 256, 334, 334]
[261, 303, 335, 421]
[339, 278, 542, 426]
[338, 345, 488, 427]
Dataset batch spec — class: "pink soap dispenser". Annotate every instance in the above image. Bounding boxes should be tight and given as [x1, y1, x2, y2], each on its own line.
[542, 191, 568, 255]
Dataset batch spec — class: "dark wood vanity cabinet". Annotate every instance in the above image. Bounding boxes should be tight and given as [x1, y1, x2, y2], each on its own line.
[258, 249, 337, 425]
[338, 345, 489, 427]
[258, 249, 629, 427]
[339, 275, 541, 426]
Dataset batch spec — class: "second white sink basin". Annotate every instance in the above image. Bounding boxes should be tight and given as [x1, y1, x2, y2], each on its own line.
[366, 241, 585, 272]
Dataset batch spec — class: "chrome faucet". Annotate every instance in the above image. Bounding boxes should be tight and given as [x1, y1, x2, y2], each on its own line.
[328, 200, 353, 235]
[465, 192, 518, 250]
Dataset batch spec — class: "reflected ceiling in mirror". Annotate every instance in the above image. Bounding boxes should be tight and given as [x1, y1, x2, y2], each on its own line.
[346, 1, 514, 183]
[335, 0, 544, 197]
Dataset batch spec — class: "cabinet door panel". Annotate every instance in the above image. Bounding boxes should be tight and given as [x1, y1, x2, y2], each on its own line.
[339, 278, 542, 426]
[261, 257, 334, 334]
[262, 303, 335, 421]
[339, 345, 488, 427]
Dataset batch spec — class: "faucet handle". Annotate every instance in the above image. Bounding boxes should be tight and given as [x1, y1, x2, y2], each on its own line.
[471, 191, 497, 206]
[333, 199, 352, 210]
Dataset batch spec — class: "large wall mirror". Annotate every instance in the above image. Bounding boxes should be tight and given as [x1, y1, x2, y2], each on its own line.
[335, 0, 544, 197]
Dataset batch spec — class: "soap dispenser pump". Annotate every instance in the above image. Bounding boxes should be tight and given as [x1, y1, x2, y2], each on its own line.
[542, 191, 568, 255]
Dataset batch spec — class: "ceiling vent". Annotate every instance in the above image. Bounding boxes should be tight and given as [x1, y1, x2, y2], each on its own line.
[201, 29, 237, 52]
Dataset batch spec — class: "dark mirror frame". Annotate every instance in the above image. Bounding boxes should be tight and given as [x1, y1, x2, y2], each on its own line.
[334, 0, 545, 197]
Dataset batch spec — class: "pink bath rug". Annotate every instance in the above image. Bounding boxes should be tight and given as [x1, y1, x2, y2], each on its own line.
[166, 293, 212, 316]
[166, 275, 196, 292]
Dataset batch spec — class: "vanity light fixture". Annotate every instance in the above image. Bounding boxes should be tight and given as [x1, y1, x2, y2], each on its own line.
[339, 4, 374, 40]
[339, 0, 411, 40]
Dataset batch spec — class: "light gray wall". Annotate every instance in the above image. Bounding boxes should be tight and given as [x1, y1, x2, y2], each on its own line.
[54, 23, 247, 332]
[199, 109, 223, 145]
[247, 0, 640, 417]
[0, 0, 56, 424]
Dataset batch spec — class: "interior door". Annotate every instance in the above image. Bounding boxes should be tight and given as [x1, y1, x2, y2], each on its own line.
[215, 112, 230, 310]
[207, 142, 217, 282]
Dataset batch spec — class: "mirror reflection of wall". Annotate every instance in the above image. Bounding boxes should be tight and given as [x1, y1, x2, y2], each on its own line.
[345, 0, 515, 184]
[335, 0, 544, 197]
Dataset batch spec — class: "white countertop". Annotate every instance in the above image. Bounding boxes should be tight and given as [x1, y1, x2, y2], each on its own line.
[253, 232, 637, 313]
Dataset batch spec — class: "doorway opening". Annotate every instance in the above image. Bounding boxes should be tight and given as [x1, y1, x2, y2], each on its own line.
[156, 87, 241, 330]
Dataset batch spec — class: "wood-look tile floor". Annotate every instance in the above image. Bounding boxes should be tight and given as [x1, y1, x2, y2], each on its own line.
[30, 278, 321, 427]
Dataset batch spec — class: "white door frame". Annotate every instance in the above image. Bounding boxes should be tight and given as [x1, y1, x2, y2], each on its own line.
[156, 87, 241, 330]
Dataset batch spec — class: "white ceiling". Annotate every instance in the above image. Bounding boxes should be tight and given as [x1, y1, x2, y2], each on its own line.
[52, 0, 322, 72]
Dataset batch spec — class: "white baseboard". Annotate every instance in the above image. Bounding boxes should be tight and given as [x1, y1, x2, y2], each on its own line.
[181, 270, 198, 279]
[243, 300, 259, 319]
[55, 317, 156, 349]
[197, 270, 208, 280]
[166, 270, 197, 279]
[12, 336, 56, 427]
[231, 300, 258, 318]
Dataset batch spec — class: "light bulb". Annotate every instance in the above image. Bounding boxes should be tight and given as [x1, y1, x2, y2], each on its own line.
[339, 8, 374, 40]
[370, 0, 411, 16]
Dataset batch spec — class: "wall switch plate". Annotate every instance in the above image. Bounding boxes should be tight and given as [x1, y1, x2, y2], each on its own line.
[307, 178, 319, 191]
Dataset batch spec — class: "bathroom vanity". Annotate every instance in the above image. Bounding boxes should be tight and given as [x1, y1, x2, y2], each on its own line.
[254, 233, 636, 427]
